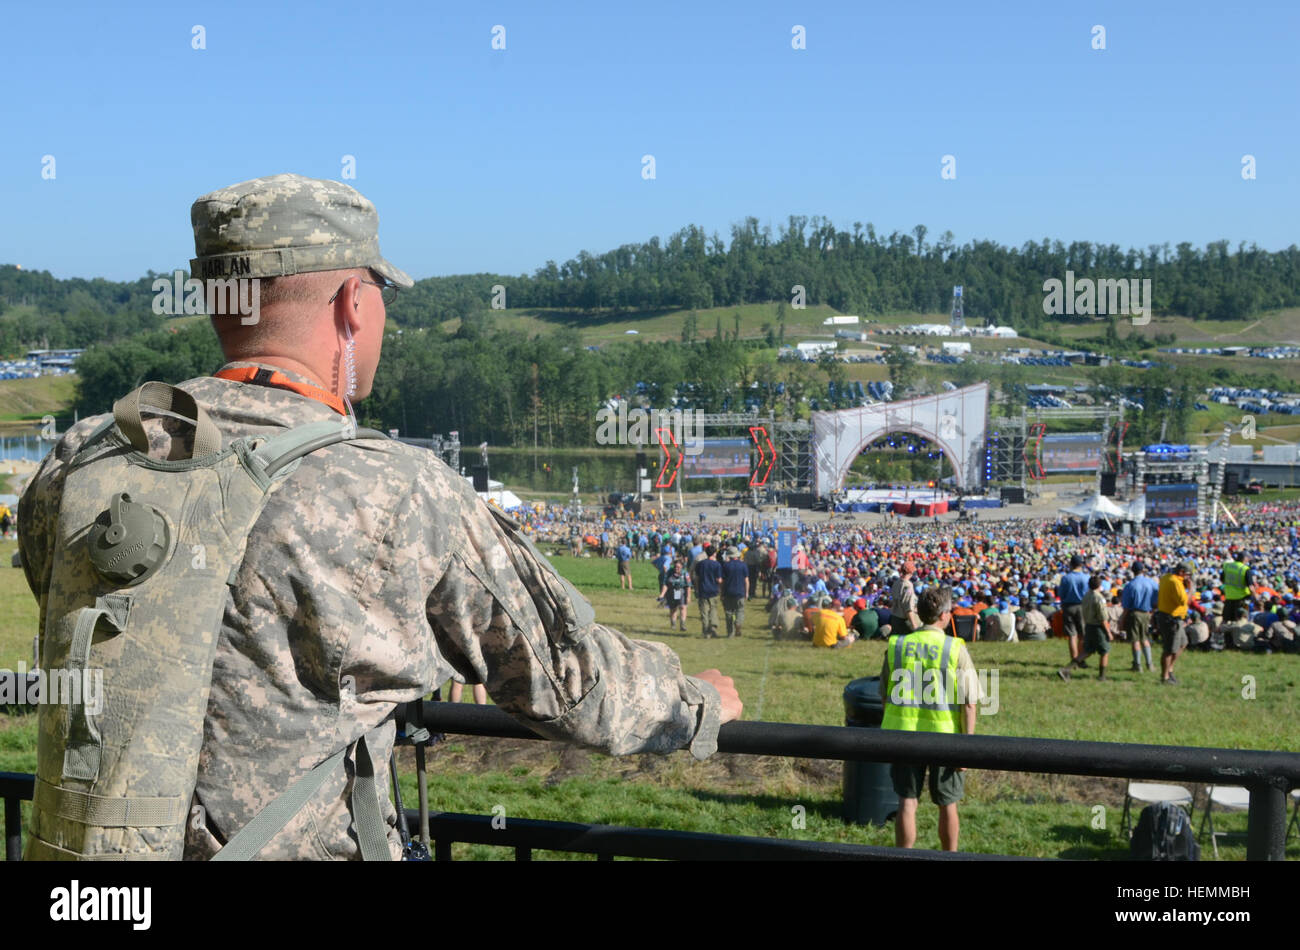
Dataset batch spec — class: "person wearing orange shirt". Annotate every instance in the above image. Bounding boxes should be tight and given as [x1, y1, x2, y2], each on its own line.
[803, 596, 824, 638]
[949, 596, 981, 640]
[843, 599, 859, 632]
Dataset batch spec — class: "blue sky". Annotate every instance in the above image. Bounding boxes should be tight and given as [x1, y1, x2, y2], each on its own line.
[1, 0, 1296, 282]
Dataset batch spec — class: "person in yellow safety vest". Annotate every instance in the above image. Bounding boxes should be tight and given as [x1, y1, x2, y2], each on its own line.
[1221, 549, 1254, 624]
[879, 585, 979, 852]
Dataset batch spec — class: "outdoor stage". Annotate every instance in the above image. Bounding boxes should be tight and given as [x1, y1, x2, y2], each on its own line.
[835, 487, 961, 516]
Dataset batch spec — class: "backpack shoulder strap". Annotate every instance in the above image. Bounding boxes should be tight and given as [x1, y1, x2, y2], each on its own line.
[212, 736, 390, 862]
[201, 421, 393, 861]
[251, 420, 389, 477]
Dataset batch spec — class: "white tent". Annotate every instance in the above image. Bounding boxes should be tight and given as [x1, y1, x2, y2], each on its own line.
[465, 475, 526, 510]
[1060, 493, 1128, 529]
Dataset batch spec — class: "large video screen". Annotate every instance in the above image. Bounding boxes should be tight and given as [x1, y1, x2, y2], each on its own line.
[1039, 433, 1103, 473]
[1144, 483, 1199, 521]
[681, 438, 751, 480]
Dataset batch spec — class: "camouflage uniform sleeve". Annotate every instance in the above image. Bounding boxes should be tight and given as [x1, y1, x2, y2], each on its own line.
[424, 472, 721, 760]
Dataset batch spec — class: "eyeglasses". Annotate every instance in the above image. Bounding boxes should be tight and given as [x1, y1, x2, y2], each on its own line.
[328, 274, 399, 307]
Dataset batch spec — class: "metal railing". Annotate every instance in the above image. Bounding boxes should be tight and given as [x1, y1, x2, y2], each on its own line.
[5, 704, 1299, 860]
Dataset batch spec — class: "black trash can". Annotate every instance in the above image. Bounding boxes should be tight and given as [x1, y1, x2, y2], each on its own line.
[842, 676, 899, 826]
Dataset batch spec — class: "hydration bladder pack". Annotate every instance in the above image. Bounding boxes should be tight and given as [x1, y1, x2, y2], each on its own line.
[26, 381, 389, 860]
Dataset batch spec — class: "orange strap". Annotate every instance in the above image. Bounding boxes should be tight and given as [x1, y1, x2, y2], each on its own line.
[214, 366, 347, 416]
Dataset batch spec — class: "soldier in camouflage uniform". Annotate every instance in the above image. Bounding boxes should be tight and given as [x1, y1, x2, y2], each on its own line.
[19, 173, 741, 860]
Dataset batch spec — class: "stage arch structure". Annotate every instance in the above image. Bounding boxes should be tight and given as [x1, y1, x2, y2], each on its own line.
[811, 383, 989, 496]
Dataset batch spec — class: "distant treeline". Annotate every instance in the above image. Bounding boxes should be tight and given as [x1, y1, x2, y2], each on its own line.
[383, 218, 1300, 327]
[6, 218, 1300, 356]
[0, 268, 165, 353]
[71, 321, 774, 448]
[73, 317, 1276, 451]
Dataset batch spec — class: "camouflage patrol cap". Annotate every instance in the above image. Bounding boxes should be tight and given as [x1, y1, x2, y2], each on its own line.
[189, 173, 413, 287]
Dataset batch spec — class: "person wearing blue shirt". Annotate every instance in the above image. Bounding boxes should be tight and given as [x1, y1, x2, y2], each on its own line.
[1057, 554, 1090, 664]
[653, 551, 671, 592]
[616, 541, 634, 590]
[1251, 605, 1278, 629]
[1120, 560, 1159, 672]
[721, 546, 751, 637]
[695, 551, 724, 639]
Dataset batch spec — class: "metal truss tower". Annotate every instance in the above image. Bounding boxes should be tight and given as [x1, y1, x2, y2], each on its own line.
[986, 412, 1028, 490]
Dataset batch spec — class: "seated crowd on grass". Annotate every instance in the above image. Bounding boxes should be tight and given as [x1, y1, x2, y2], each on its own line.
[506, 499, 1300, 658]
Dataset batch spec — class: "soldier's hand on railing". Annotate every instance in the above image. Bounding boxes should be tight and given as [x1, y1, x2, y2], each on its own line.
[694, 669, 743, 723]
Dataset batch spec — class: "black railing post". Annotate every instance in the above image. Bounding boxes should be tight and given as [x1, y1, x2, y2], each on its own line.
[1245, 781, 1287, 861]
[4, 795, 21, 862]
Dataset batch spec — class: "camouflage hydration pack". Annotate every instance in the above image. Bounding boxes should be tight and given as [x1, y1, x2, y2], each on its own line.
[26, 382, 389, 860]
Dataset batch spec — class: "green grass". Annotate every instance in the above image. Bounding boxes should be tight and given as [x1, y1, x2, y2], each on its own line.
[0, 375, 75, 426]
[0, 540, 36, 672]
[1092, 308, 1300, 347]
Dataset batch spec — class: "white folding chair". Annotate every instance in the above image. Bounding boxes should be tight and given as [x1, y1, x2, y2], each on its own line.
[1197, 785, 1251, 859]
[1122, 781, 1193, 839]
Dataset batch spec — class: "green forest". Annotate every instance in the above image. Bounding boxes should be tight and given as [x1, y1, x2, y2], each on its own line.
[5, 217, 1300, 449]
[6, 218, 1300, 340]
[380, 218, 1300, 326]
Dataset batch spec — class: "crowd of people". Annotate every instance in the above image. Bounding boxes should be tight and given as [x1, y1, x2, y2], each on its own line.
[504, 495, 1300, 851]
[509, 498, 1300, 683]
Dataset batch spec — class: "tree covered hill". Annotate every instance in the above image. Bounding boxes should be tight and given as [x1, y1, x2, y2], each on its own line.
[6, 217, 1300, 353]
[8, 217, 1300, 448]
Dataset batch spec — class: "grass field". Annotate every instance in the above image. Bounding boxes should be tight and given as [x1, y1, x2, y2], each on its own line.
[0, 376, 75, 428]
[2, 540, 1295, 860]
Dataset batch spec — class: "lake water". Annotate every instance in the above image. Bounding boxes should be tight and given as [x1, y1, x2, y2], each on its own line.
[0, 436, 53, 464]
[483, 450, 637, 495]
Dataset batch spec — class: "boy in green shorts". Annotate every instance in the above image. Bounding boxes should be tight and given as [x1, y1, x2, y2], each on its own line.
[1059, 574, 1113, 681]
